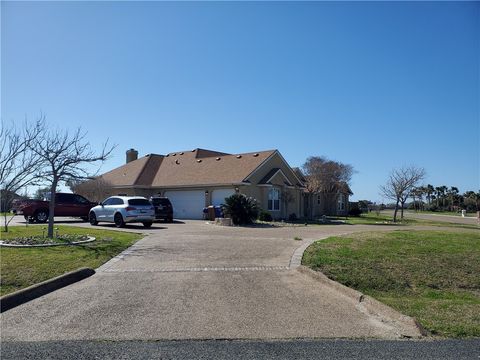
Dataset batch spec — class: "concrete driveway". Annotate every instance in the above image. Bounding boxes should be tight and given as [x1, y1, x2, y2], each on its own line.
[2, 220, 421, 341]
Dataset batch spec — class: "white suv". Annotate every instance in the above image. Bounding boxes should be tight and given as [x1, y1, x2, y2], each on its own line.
[89, 196, 155, 228]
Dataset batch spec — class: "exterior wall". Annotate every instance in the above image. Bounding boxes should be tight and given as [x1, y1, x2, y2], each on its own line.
[307, 192, 351, 218]
[243, 152, 304, 219]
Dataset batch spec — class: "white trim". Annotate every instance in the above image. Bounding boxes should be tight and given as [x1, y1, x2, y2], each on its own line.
[242, 150, 277, 182]
[244, 150, 304, 187]
[274, 151, 305, 186]
[263, 169, 292, 186]
[258, 184, 273, 187]
[268, 187, 281, 211]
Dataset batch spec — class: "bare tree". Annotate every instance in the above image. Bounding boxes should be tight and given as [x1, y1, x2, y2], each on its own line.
[0, 117, 44, 231]
[28, 125, 115, 238]
[380, 166, 426, 222]
[302, 156, 354, 217]
[68, 176, 115, 203]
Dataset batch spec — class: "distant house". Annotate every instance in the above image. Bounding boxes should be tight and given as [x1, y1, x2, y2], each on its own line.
[89, 148, 351, 220]
[0, 190, 23, 212]
[293, 169, 352, 218]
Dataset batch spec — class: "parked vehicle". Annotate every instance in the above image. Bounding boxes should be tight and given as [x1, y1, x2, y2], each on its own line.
[149, 196, 174, 223]
[89, 196, 155, 228]
[12, 193, 97, 223]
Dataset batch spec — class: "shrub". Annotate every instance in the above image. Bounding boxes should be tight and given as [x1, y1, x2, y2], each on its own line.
[223, 194, 259, 225]
[348, 203, 362, 217]
[288, 213, 297, 221]
[258, 210, 273, 222]
[348, 207, 362, 217]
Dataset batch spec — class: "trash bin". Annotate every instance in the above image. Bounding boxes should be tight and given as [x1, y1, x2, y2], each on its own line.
[207, 206, 216, 221]
[214, 205, 224, 218]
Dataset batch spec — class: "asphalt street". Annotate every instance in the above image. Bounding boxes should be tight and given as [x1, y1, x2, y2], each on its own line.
[2, 339, 480, 360]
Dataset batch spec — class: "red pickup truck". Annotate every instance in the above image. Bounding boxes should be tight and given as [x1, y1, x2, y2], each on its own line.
[12, 193, 97, 223]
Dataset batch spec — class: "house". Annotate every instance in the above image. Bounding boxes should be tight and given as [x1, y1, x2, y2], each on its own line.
[89, 148, 351, 220]
[95, 148, 304, 220]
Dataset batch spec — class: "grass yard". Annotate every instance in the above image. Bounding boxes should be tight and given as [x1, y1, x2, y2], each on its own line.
[302, 230, 480, 337]
[328, 213, 479, 230]
[0, 225, 143, 296]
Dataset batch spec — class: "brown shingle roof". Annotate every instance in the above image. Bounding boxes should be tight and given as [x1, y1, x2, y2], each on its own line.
[101, 148, 277, 188]
[101, 155, 153, 187]
[151, 149, 276, 187]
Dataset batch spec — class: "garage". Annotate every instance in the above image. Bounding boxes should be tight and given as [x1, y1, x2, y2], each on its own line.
[211, 188, 235, 206]
[164, 190, 205, 219]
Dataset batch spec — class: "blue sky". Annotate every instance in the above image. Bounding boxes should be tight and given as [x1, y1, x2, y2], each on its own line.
[2, 1, 479, 201]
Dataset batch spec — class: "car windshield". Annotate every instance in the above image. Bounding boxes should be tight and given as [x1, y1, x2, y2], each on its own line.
[151, 198, 171, 206]
[128, 199, 151, 206]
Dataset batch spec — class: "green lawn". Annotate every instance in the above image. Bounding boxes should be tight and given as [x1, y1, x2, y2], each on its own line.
[302, 230, 480, 337]
[329, 213, 479, 230]
[0, 225, 143, 296]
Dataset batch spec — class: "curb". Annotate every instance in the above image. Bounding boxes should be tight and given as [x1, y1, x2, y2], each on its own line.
[297, 266, 427, 338]
[0, 267, 95, 313]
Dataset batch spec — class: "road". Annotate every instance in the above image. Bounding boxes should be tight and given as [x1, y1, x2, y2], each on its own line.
[2, 339, 479, 359]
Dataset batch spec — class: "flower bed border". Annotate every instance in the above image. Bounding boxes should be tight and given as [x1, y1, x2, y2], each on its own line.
[0, 236, 96, 248]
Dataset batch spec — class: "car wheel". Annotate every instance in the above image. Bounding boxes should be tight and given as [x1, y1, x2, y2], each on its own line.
[168, 217, 173, 223]
[89, 212, 98, 226]
[34, 209, 49, 223]
[142, 221, 152, 228]
[114, 213, 125, 228]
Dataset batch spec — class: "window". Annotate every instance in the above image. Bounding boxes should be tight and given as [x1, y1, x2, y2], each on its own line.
[102, 198, 114, 206]
[103, 197, 123, 206]
[128, 199, 151, 206]
[337, 194, 345, 211]
[268, 188, 280, 211]
[74, 195, 89, 204]
[111, 198, 125, 205]
[317, 195, 321, 205]
[56, 193, 74, 203]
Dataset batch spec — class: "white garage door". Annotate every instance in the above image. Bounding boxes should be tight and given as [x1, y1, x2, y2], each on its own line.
[212, 189, 235, 206]
[164, 190, 205, 219]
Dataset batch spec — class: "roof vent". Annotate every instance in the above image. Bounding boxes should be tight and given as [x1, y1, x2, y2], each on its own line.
[192, 149, 196, 152]
[179, 152, 184, 155]
[236, 155, 242, 159]
[166, 154, 169, 157]
[197, 159, 202, 163]
[175, 159, 180, 164]
[253, 153, 259, 157]
[172, 153, 176, 156]
[216, 157, 221, 161]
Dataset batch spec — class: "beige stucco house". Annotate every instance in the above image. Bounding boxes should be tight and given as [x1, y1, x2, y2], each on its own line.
[89, 148, 351, 220]
[94, 148, 303, 219]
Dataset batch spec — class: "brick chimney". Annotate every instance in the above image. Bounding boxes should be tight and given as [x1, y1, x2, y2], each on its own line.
[126, 148, 138, 163]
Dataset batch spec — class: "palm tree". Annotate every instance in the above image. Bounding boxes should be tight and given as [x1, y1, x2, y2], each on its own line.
[425, 184, 434, 205]
[447, 186, 459, 211]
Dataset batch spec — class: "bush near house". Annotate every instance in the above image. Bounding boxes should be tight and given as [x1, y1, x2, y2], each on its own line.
[223, 194, 259, 225]
[258, 210, 273, 222]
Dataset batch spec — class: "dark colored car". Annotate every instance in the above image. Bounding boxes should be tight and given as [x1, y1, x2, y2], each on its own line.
[12, 193, 97, 223]
[149, 196, 174, 223]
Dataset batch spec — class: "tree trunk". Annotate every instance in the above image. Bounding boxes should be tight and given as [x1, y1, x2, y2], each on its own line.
[393, 200, 399, 222]
[400, 201, 405, 220]
[47, 180, 58, 238]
